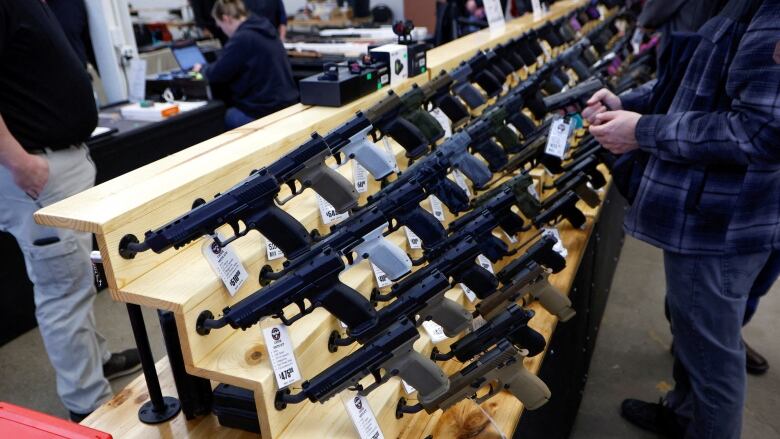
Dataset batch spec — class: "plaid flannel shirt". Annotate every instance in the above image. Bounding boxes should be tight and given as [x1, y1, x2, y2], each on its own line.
[620, 0, 780, 255]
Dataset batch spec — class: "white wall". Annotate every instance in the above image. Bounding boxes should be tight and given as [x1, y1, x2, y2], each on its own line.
[282, 0, 405, 21]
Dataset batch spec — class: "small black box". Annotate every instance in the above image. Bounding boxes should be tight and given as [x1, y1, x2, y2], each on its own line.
[404, 41, 428, 78]
[212, 383, 260, 433]
[299, 65, 382, 107]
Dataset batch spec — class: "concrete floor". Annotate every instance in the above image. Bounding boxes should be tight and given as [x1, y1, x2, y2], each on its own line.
[570, 237, 780, 439]
[0, 236, 778, 438]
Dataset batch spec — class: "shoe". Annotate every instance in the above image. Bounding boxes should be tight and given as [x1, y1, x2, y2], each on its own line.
[620, 398, 685, 439]
[69, 411, 91, 423]
[744, 339, 769, 375]
[103, 348, 142, 380]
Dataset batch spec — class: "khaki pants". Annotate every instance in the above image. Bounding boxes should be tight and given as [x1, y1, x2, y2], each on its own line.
[0, 144, 112, 414]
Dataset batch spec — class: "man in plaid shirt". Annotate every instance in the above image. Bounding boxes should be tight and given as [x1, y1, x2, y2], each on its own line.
[584, 0, 780, 437]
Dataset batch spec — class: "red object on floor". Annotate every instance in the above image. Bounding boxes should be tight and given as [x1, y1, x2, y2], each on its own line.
[0, 402, 112, 439]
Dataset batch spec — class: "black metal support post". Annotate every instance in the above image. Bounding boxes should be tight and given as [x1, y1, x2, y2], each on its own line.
[126, 303, 181, 424]
[158, 310, 213, 419]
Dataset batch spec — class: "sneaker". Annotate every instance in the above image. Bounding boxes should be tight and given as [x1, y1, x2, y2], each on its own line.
[103, 348, 142, 380]
[620, 398, 685, 439]
[745, 339, 769, 375]
[69, 411, 91, 423]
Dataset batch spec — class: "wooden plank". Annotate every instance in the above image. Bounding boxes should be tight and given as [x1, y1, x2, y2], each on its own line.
[81, 358, 254, 439]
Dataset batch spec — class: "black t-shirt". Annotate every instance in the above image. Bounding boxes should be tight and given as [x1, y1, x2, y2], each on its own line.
[0, 0, 97, 151]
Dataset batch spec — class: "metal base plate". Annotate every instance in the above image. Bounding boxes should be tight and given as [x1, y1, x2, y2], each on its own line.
[138, 396, 181, 424]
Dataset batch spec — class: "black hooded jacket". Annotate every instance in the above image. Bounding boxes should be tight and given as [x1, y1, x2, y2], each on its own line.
[204, 15, 298, 118]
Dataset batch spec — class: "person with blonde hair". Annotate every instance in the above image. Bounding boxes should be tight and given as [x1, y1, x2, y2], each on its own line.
[194, 0, 298, 129]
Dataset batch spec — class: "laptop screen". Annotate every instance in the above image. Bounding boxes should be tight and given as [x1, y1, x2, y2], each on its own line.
[172, 45, 207, 71]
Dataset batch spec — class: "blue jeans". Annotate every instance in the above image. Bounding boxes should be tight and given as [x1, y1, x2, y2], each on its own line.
[663, 250, 775, 439]
[743, 251, 780, 324]
[224, 107, 255, 129]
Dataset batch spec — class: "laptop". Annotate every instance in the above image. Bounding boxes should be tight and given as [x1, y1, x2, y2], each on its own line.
[172, 44, 207, 72]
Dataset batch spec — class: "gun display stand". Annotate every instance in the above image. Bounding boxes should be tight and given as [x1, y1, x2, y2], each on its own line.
[33, 2, 613, 437]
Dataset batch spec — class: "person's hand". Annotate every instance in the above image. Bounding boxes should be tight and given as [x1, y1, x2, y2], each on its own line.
[10, 153, 49, 199]
[582, 88, 622, 125]
[192, 63, 203, 73]
[589, 111, 641, 155]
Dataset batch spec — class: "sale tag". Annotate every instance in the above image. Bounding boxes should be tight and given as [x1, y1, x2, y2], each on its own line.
[342, 392, 384, 439]
[429, 108, 452, 138]
[527, 182, 540, 201]
[262, 324, 302, 389]
[429, 196, 446, 222]
[353, 162, 369, 193]
[477, 255, 494, 273]
[317, 194, 349, 225]
[201, 235, 248, 296]
[405, 227, 422, 249]
[265, 238, 284, 260]
[422, 320, 449, 343]
[504, 231, 519, 244]
[483, 0, 506, 31]
[542, 228, 568, 258]
[371, 263, 393, 288]
[382, 137, 400, 172]
[452, 170, 472, 198]
[545, 117, 572, 159]
[461, 283, 478, 303]
[401, 380, 416, 395]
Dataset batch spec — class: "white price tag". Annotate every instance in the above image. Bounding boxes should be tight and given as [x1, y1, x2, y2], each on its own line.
[429, 108, 452, 138]
[631, 28, 644, 54]
[504, 231, 519, 244]
[429, 196, 446, 222]
[471, 315, 488, 331]
[452, 170, 472, 198]
[477, 255, 494, 273]
[541, 42, 552, 60]
[371, 263, 393, 288]
[128, 58, 147, 103]
[542, 228, 568, 258]
[353, 162, 369, 193]
[545, 117, 572, 159]
[483, 0, 506, 31]
[262, 325, 302, 389]
[461, 283, 478, 303]
[405, 227, 422, 249]
[265, 238, 284, 260]
[317, 194, 349, 225]
[527, 182, 540, 201]
[422, 320, 449, 343]
[342, 392, 384, 439]
[401, 380, 416, 395]
[201, 235, 248, 296]
[382, 137, 400, 172]
[531, 0, 544, 20]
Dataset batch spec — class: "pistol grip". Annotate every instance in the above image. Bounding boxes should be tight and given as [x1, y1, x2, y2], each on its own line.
[451, 152, 492, 190]
[343, 138, 396, 179]
[386, 118, 429, 159]
[396, 206, 447, 250]
[458, 264, 498, 299]
[355, 234, 412, 281]
[453, 82, 487, 109]
[429, 178, 470, 214]
[509, 113, 538, 139]
[319, 282, 377, 329]
[248, 205, 311, 259]
[406, 110, 445, 144]
[424, 297, 472, 338]
[390, 349, 449, 404]
[435, 94, 470, 127]
[533, 283, 575, 322]
[494, 125, 521, 153]
[473, 139, 508, 172]
[300, 164, 358, 213]
[505, 364, 551, 410]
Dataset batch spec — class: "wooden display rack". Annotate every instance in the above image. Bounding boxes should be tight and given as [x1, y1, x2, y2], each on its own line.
[33, 2, 611, 437]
